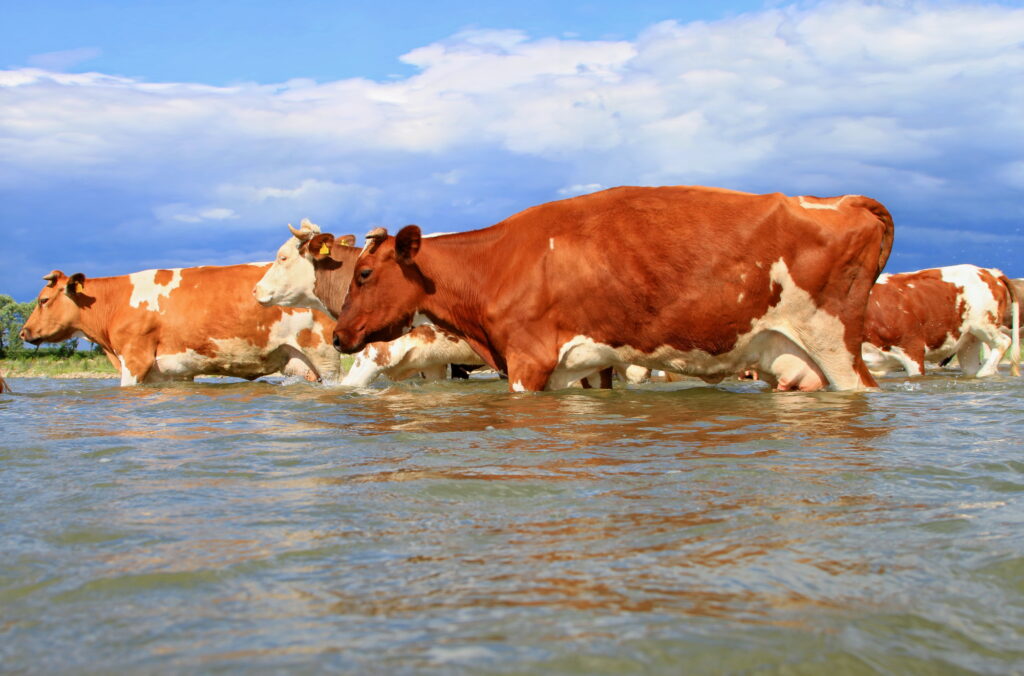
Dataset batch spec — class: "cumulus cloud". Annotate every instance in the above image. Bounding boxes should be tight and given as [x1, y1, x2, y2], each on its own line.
[2, 0, 1024, 299]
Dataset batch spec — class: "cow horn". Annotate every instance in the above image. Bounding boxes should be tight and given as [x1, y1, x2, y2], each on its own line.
[42, 270, 62, 286]
[363, 227, 388, 254]
[288, 218, 321, 241]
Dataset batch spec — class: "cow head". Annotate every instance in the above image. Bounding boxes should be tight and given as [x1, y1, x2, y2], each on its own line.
[20, 270, 89, 344]
[332, 225, 427, 353]
[253, 219, 356, 316]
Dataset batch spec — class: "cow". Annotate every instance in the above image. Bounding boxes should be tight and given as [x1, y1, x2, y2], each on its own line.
[0, 373, 8, 393]
[862, 264, 1020, 378]
[20, 265, 341, 386]
[331, 186, 895, 392]
[253, 220, 490, 387]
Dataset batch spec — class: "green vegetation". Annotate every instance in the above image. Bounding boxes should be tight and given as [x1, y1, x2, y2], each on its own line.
[0, 349, 118, 378]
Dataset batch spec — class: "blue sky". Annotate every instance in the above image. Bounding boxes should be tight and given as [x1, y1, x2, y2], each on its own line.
[2, 0, 1024, 302]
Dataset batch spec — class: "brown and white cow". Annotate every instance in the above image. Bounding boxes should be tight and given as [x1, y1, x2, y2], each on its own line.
[20, 264, 341, 386]
[253, 220, 490, 386]
[862, 264, 1020, 378]
[331, 186, 894, 392]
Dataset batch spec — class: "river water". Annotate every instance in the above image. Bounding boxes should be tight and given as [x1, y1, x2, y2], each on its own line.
[1, 373, 1023, 674]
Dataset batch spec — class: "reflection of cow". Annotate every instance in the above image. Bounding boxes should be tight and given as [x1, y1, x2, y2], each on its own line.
[862, 264, 1020, 377]
[333, 186, 894, 392]
[254, 220, 488, 386]
[20, 266, 341, 386]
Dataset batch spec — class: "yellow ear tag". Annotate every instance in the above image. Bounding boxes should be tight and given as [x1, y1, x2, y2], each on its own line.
[319, 243, 330, 255]
[75, 282, 83, 293]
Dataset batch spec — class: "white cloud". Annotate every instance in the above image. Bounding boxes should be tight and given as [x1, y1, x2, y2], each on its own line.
[1, 1, 1023, 249]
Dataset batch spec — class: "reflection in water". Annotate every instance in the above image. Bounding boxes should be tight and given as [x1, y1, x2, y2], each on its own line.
[1, 376, 1022, 673]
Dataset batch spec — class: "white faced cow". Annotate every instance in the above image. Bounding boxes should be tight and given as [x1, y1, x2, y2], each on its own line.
[254, 220, 488, 386]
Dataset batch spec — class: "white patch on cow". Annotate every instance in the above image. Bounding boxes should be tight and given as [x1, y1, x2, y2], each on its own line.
[798, 195, 852, 210]
[511, 380, 527, 392]
[543, 258, 861, 391]
[876, 274, 890, 285]
[549, 237, 555, 251]
[737, 292, 745, 303]
[118, 356, 138, 386]
[128, 268, 182, 313]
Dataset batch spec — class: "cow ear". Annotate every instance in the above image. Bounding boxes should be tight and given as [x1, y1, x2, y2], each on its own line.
[65, 272, 87, 298]
[337, 235, 357, 248]
[308, 233, 336, 261]
[395, 225, 421, 264]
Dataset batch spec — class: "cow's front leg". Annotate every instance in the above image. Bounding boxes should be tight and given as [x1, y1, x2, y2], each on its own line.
[504, 349, 556, 392]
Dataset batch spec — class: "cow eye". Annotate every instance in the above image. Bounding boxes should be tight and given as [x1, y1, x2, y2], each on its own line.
[359, 268, 372, 282]
[39, 298, 48, 306]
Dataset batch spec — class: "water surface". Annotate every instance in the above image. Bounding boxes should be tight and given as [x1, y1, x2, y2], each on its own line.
[2, 374, 1023, 673]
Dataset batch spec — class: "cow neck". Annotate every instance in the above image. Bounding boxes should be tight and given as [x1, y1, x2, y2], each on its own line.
[71, 275, 132, 353]
[313, 248, 360, 318]
[413, 228, 504, 352]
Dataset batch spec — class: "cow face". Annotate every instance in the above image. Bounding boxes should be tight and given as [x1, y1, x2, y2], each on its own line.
[253, 220, 354, 315]
[20, 270, 89, 344]
[332, 225, 426, 354]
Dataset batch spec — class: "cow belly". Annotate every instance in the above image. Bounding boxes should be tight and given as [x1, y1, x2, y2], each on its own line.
[153, 340, 287, 379]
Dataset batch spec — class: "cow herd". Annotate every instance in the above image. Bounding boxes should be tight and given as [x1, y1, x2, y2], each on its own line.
[13, 185, 1021, 393]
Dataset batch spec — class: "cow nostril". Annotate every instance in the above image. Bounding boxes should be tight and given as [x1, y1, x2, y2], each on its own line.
[332, 335, 343, 353]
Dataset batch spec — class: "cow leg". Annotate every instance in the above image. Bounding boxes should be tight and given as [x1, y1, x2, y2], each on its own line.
[782, 326, 876, 391]
[974, 329, 1011, 378]
[341, 343, 391, 387]
[886, 345, 924, 377]
[116, 344, 156, 386]
[957, 336, 982, 376]
[505, 351, 557, 392]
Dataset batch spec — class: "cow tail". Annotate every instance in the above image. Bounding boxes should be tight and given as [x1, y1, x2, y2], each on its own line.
[999, 273, 1020, 376]
[847, 196, 895, 274]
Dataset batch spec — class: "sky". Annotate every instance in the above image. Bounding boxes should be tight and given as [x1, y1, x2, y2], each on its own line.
[2, 0, 1024, 302]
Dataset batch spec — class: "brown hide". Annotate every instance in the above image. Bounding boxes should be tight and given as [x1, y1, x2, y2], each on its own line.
[863, 270, 967, 356]
[333, 186, 894, 391]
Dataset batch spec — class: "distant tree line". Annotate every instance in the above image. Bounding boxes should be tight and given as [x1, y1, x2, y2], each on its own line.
[0, 294, 88, 357]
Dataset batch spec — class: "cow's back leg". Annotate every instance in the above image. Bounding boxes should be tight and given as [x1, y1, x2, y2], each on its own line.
[782, 323, 877, 390]
[886, 345, 925, 377]
[973, 327, 1011, 378]
[956, 336, 982, 376]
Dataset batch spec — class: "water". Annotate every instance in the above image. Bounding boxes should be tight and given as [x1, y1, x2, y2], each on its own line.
[2, 373, 1023, 674]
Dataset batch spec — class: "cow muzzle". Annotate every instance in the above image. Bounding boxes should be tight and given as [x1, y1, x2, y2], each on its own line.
[332, 325, 366, 354]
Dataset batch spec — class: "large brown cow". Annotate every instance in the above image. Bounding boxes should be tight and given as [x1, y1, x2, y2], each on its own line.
[331, 186, 894, 392]
[862, 264, 1020, 377]
[20, 264, 341, 386]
